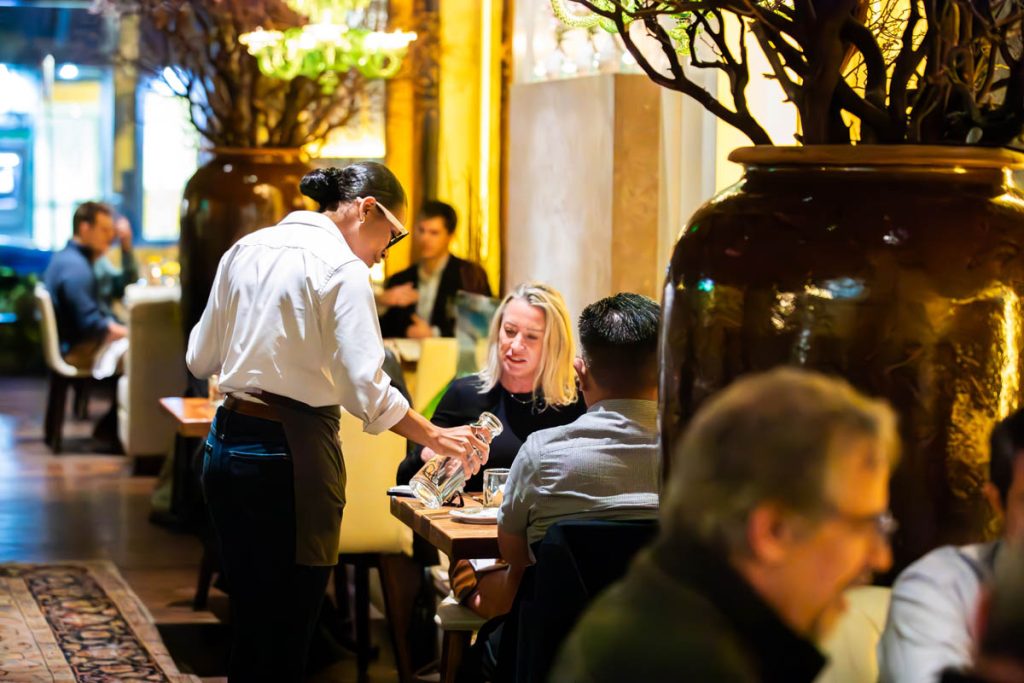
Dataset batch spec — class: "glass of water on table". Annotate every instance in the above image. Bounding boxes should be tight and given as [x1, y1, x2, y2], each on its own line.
[482, 468, 510, 507]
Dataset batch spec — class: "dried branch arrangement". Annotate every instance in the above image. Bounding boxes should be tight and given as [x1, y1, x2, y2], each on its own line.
[560, 0, 1024, 146]
[95, 0, 367, 148]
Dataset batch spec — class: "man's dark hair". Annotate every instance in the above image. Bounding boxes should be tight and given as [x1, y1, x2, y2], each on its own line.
[990, 409, 1024, 505]
[578, 292, 660, 393]
[72, 201, 112, 235]
[420, 200, 458, 234]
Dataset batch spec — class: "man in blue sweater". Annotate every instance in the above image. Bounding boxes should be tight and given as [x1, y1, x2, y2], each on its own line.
[43, 201, 127, 365]
[43, 201, 128, 448]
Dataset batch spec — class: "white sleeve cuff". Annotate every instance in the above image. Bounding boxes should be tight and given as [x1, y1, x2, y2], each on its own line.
[361, 387, 410, 435]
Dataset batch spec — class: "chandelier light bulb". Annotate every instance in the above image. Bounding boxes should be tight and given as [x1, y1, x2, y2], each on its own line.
[240, 0, 416, 84]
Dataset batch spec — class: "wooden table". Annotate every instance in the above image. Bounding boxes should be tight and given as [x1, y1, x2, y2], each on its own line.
[390, 495, 500, 560]
[159, 397, 216, 438]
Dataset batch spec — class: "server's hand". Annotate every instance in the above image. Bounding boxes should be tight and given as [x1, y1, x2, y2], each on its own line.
[389, 411, 490, 477]
[433, 425, 489, 476]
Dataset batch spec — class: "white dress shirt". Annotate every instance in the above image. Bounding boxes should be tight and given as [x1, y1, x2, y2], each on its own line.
[186, 210, 410, 434]
[877, 541, 999, 683]
[415, 254, 448, 335]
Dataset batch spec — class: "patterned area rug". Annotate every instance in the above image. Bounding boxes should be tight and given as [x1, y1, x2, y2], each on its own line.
[0, 561, 199, 682]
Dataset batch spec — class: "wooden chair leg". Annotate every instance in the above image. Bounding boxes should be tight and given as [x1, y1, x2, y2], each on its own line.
[440, 630, 472, 683]
[378, 553, 420, 683]
[44, 373, 69, 453]
[72, 379, 90, 420]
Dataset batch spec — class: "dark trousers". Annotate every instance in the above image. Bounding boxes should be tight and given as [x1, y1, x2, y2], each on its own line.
[201, 408, 333, 682]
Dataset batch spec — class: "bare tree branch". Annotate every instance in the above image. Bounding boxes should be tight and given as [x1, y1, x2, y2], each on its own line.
[562, 0, 1024, 146]
[105, 0, 378, 148]
[576, 0, 773, 143]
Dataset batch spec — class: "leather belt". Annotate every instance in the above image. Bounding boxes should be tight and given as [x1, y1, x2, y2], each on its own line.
[223, 395, 282, 422]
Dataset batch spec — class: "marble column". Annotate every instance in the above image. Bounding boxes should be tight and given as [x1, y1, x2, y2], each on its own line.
[505, 73, 661, 320]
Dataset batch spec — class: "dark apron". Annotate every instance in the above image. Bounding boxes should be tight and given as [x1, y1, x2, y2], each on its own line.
[256, 391, 346, 567]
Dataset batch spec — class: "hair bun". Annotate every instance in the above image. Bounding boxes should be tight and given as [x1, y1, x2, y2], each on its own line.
[299, 168, 342, 207]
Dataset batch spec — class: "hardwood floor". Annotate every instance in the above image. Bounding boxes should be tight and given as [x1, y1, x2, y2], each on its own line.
[0, 375, 400, 682]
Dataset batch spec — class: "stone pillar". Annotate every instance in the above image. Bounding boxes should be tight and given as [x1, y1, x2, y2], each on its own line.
[384, 0, 439, 274]
[112, 13, 141, 228]
[435, 0, 505, 294]
[505, 73, 661, 320]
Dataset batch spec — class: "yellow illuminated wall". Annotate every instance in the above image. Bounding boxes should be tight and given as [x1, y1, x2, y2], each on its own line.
[383, 0, 418, 276]
[436, 0, 504, 295]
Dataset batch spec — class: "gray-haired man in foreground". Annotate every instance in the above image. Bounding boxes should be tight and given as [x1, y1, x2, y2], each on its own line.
[553, 368, 900, 683]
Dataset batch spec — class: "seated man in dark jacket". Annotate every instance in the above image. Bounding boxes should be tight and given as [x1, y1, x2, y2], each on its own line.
[553, 368, 900, 683]
[43, 201, 126, 368]
[377, 200, 491, 338]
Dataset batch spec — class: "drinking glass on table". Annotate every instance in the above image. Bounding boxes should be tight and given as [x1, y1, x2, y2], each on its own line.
[482, 468, 510, 507]
[409, 411, 503, 508]
[208, 373, 224, 407]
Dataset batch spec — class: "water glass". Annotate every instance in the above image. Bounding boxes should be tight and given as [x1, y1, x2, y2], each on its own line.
[208, 373, 224, 406]
[409, 411, 503, 508]
[482, 468, 510, 507]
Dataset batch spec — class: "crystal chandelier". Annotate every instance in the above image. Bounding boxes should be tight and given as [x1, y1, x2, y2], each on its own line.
[240, 0, 417, 88]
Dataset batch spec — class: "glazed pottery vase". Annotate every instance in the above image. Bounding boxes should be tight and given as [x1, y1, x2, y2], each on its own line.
[179, 147, 313, 339]
[661, 145, 1024, 569]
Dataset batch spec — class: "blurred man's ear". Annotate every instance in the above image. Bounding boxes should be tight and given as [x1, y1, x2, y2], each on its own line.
[746, 502, 795, 565]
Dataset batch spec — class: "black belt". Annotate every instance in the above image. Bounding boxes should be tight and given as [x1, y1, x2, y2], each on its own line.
[223, 395, 281, 422]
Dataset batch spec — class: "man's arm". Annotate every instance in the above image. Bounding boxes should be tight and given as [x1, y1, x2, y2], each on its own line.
[469, 439, 539, 618]
[61, 265, 114, 343]
[463, 261, 492, 298]
[469, 529, 528, 619]
[111, 217, 138, 298]
[377, 268, 418, 337]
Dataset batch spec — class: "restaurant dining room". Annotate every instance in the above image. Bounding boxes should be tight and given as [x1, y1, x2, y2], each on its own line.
[5, 0, 1024, 682]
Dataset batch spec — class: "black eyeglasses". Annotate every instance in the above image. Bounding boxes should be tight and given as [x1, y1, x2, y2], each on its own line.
[823, 504, 899, 540]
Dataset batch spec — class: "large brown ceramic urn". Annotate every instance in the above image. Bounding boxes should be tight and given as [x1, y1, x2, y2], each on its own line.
[661, 145, 1024, 570]
[179, 148, 313, 341]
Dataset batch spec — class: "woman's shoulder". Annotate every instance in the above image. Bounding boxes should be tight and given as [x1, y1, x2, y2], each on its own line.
[444, 375, 500, 406]
[448, 374, 482, 393]
[448, 374, 495, 395]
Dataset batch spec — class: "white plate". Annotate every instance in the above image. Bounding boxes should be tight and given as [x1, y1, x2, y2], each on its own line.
[450, 507, 499, 524]
[387, 485, 414, 498]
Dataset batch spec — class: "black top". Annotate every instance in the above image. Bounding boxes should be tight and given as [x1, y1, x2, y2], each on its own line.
[43, 241, 111, 352]
[552, 536, 827, 683]
[396, 374, 587, 491]
[939, 672, 988, 683]
[378, 255, 492, 338]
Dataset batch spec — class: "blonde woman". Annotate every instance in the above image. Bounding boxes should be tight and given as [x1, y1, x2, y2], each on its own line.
[398, 282, 586, 491]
